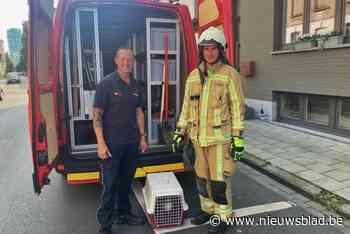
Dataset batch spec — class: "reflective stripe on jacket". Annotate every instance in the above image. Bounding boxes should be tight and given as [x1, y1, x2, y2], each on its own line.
[177, 62, 245, 147]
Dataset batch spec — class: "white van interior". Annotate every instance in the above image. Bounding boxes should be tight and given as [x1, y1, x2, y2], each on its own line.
[63, 4, 187, 153]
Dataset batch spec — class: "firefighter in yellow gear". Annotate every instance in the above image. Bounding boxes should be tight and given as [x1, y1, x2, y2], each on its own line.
[172, 27, 245, 234]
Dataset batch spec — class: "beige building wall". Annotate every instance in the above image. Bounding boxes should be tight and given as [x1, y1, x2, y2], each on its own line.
[239, 0, 350, 120]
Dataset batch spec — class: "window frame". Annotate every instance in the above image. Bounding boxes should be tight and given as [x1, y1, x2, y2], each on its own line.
[313, 0, 331, 12]
[346, 22, 350, 34]
[305, 95, 332, 126]
[336, 98, 350, 131]
[276, 0, 348, 50]
[290, 31, 302, 41]
[277, 92, 350, 137]
[279, 93, 303, 120]
[292, 0, 304, 17]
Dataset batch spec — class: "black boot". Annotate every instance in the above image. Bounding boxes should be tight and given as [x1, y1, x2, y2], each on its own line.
[190, 211, 212, 225]
[118, 212, 145, 225]
[113, 214, 126, 225]
[99, 225, 112, 234]
[208, 222, 229, 234]
[125, 213, 145, 225]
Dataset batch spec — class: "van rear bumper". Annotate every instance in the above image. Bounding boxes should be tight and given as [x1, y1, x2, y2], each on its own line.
[59, 147, 185, 184]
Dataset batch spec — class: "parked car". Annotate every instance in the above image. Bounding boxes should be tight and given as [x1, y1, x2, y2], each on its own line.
[6, 72, 21, 85]
[6, 78, 21, 85]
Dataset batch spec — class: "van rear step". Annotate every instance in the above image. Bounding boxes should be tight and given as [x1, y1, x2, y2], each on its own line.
[67, 162, 185, 184]
[62, 150, 183, 172]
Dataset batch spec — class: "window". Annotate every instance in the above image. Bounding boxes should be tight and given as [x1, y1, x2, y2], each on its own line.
[280, 94, 302, 119]
[292, 0, 304, 17]
[315, 26, 328, 34]
[290, 31, 301, 42]
[280, 0, 348, 48]
[307, 96, 329, 125]
[338, 99, 350, 130]
[310, 0, 335, 35]
[346, 2, 350, 34]
[285, 0, 304, 43]
[346, 23, 350, 35]
[314, 0, 331, 11]
[278, 92, 350, 136]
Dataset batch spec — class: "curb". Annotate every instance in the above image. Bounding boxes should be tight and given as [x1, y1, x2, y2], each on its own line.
[242, 152, 350, 219]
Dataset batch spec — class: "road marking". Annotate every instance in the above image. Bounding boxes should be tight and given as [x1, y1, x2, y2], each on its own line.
[233, 201, 295, 217]
[132, 181, 295, 234]
[153, 219, 196, 234]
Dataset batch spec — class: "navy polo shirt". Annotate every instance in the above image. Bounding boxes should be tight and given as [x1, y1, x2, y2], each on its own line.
[93, 71, 143, 144]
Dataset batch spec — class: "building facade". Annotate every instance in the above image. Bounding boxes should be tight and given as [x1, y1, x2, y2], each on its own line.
[238, 0, 350, 137]
[6, 28, 22, 67]
[0, 39, 5, 78]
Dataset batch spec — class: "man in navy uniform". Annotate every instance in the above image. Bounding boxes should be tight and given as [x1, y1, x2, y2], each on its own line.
[93, 48, 148, 234]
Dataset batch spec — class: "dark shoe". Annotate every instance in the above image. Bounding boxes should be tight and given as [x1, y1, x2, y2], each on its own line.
[99, 225, 112, 234]
[208, 222, 229, 234]
[190, 212, 212, 225]
[112, 209, 127, 225]
[120, 213, 145, 225]
[113, 214, 126, 225]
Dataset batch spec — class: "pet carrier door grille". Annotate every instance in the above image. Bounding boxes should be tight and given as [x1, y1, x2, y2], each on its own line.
[154, 195, 183, 226]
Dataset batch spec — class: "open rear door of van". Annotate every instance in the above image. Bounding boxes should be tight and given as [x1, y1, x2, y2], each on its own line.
[197, 0, 236, 64]
[28, 0, 60, 194]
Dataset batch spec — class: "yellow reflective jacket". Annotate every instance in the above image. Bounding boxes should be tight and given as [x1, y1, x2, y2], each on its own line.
[177, 62, 245, 147]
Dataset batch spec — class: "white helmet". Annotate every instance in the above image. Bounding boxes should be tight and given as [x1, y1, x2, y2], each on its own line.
[198, 26, 227, 48]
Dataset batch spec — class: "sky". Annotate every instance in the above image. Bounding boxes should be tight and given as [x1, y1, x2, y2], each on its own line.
[0, 0, 196, 52]
[0, 0, 60, 52]
[0, 0, 29, 52]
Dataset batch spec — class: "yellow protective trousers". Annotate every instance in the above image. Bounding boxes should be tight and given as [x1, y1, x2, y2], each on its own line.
[192, 140, 236, 220]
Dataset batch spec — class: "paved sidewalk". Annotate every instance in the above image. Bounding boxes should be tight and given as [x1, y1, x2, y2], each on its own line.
[244, 120, 350, 217]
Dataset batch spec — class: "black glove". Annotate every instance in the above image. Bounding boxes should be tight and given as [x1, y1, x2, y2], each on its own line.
[230, 136, 245, 161]
[182, 140, 195, 170]
[171, 130, 185, 153]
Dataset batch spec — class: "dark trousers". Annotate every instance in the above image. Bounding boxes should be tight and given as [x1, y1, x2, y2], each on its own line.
[96, 143, 139, 227]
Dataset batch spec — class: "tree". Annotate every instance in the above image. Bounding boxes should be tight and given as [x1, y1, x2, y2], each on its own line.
[5, 53, 14, 73]
[0, 54, 6, 79]
[16, 22, 28, 73]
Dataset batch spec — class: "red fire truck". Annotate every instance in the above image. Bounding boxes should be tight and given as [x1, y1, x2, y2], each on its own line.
[28, 0, 198, 194]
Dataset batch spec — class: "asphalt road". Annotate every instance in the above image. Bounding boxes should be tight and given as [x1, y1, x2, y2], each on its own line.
[0, 106, 349, 234]
[0, 78, 28, 110]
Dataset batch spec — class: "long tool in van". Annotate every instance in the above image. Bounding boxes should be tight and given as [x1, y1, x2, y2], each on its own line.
[159, 33, 172, 145]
